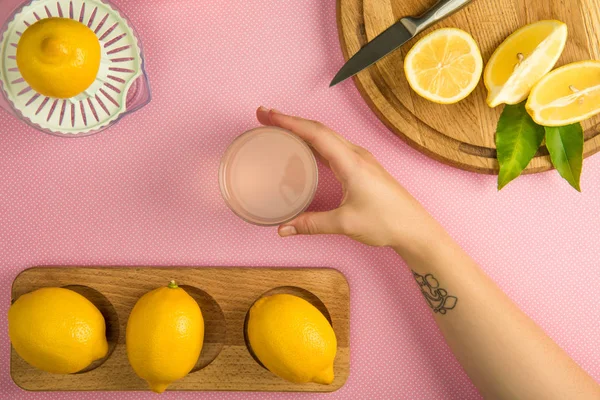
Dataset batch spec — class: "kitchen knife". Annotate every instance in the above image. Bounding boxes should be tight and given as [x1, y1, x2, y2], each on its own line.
[330, 0, 473, 87]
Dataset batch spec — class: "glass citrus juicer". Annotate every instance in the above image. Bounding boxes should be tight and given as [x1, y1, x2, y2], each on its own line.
[0, 0, 151, 136]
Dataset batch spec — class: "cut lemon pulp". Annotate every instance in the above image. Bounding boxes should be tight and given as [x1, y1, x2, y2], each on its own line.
[526, 61, 600, 126]
[404, 28, 483, 104]
[484, 20, 567, 108]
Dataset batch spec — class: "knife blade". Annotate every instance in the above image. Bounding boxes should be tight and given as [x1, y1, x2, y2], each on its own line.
[330, 0, 473, 87]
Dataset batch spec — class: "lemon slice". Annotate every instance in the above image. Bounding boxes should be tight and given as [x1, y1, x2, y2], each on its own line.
[484, 20, 567, 108]
[404, 28, 483, 104]
[526, 61, 600, 126]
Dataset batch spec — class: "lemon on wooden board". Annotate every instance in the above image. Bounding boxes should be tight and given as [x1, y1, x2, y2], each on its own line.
[16, 17, 101, 99]
[247, 294, 337, 384]
[484, 20, 567, 108]
[126, 280, 204, 393]
[526, 61, 600, 126]
[8, 287, 108, 374]
[404, 28, 483, 104]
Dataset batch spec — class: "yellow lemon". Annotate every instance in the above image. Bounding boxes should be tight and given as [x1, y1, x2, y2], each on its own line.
[247, 294, 336, 384]
[126, 281, 204, 393]
[8, 287, 108, 374]
[16, 17, 101, 98]
[404, 28, 483, 104]
[526, 61, 600, 126]
[484, 20, 567, 107]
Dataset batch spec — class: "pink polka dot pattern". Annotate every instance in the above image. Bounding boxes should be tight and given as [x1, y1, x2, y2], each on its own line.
[1, 0, 599, 398]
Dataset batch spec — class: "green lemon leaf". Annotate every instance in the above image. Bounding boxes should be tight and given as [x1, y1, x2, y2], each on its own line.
[545, 124, 583, 192]
[496, 102, 545, 190]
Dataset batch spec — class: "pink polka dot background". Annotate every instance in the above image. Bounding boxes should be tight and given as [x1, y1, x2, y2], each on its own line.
[1, 0, 599, 398]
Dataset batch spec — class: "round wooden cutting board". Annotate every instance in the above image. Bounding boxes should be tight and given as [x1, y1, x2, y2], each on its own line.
[336, 0, 600, 174]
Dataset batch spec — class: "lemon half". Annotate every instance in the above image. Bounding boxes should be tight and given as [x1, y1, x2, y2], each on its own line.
[404, 28, 483, 104]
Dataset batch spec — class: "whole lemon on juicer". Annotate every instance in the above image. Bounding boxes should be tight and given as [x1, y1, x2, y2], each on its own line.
[247, 294, 337, 384]
[126, 280, 204, 393]
[8, 287, 108, 374]
[16, 17, 101, 99]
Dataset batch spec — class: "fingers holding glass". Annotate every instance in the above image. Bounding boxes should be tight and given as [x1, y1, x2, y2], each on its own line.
[256, 107, 358, 179]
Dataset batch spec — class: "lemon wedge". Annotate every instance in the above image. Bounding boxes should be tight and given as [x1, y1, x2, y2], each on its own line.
[404, 28, 483, 104]
[484, 20, 567, 108]
[526, 61, 600, 126]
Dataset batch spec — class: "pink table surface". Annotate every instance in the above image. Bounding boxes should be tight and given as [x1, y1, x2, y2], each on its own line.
[1, 0, 600, 399]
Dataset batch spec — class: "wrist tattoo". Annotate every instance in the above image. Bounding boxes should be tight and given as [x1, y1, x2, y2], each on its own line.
[412, 271, 458, 314]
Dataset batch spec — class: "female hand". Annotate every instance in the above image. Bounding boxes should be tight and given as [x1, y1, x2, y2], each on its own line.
[256, 107, 437, 249]
[258, 108, 600, 400]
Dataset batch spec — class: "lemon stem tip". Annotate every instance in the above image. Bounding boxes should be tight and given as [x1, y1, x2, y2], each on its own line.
[167, 280, 178, 289]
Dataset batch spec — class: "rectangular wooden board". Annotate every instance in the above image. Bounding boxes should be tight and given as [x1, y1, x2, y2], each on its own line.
[10, 267, 350, 392]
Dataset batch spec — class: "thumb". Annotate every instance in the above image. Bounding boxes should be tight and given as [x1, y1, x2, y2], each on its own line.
[278, 211, 342, 237]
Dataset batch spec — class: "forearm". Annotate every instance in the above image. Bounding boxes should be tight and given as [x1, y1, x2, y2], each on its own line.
[395, 222, 600, 400]
[264, 111, 600, 398]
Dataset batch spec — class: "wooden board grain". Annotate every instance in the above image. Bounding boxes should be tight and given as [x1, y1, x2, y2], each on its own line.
[10, 267, 350, 392]
[337, 0, 600, 174]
